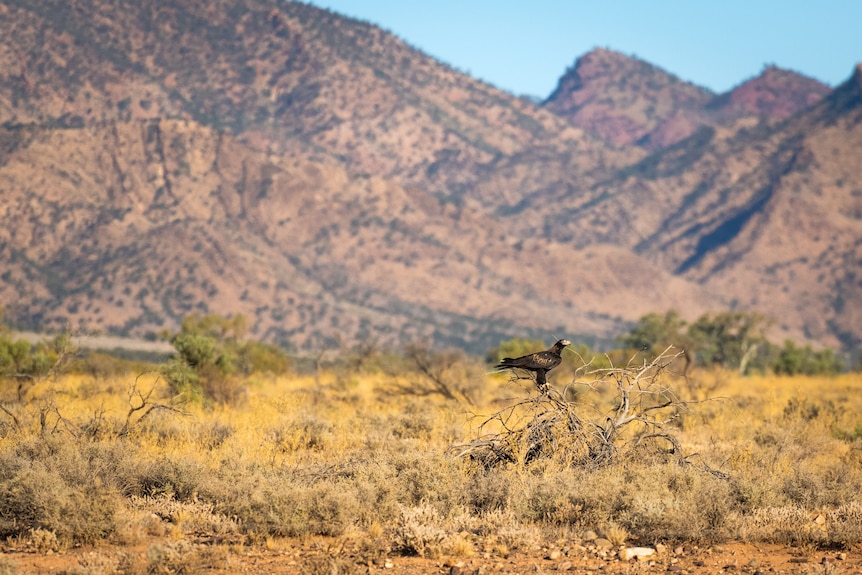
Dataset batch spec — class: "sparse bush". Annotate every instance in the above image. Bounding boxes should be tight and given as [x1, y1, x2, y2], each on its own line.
[0, 438, 121, 545]
[400, 343, 485, 405]
[145, 541, 231, 574]
[237, 340, 291, 375]
[61, 551, 118, 575]
[132, 456, 206, 501]
[465, 468, 510, 513]
[162, 314, 289, 405]
[393, 503, 447, 558]
[0, 331, 75, 400]
[207, 473, 360, 539]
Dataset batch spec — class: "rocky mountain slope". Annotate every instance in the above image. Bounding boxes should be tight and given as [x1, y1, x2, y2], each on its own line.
[0, 0, 858, 352]
[0, 117, 712, 350]
[537, 64, 862, 348]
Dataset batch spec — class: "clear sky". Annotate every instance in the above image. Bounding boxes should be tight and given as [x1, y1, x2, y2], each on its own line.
[308, 1, 861, 98]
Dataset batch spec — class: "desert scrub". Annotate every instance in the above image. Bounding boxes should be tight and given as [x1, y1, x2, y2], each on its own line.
[0, 436, 122, 545]
[200, 469, 362, 538]
[1, 364, 861, 550]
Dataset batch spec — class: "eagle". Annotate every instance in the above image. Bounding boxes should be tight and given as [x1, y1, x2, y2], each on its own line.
[494, 339, 570, 390]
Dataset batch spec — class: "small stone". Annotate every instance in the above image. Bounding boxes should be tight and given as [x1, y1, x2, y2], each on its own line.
[583, 530, 598, 541]
[837, 552, 847, 560]
[674, 546, 685, 556]
[723, 559, 738, 570]
[789, 557, 808, 564]
[747, 558, 760, 569]
[667, 565, 684, 572]
[620, 547, 656, 562]
[655, 543, 667, 555]
[547, 549, 562, 560]
[384, 561, 394, 569]
[557, 561, 572, 571]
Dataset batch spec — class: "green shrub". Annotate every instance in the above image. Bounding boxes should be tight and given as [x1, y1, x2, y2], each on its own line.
[162, 314, 290, 404]
[773, 340, 844, 375]
[0, 332, 74, 399]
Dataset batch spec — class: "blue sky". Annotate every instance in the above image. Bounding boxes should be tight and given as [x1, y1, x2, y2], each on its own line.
[309, 1, 861, 98]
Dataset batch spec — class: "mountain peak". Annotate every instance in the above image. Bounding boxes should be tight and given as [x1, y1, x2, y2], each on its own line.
[543, 48, 713, 146]
[707, 65, 831, 120]
[548, 48, 699, 94]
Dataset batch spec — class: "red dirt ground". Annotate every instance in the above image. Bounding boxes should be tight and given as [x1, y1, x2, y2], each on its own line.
[2, 538, 860, 575]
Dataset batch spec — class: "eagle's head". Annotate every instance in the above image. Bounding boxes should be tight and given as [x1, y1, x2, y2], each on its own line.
[556, 339, 571, 348]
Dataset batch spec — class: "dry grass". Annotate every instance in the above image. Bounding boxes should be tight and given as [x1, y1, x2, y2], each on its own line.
[1, 365, 861, 560]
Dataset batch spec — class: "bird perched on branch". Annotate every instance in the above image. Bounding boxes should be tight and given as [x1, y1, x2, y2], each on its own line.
[494, 339, 570, 391]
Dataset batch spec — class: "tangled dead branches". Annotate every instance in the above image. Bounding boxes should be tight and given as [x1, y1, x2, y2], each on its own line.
[451, 347, 721, 472]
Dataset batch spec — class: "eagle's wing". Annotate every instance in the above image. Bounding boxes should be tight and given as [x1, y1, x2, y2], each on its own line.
[527, 350, 562, 370]
[497, 350, 561, 371]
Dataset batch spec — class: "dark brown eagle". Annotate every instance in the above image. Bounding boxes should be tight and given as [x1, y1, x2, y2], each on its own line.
[494, 339, 570, 390]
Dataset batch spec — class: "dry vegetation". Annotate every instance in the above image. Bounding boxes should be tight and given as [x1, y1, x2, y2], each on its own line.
[1, 353, 861, 573]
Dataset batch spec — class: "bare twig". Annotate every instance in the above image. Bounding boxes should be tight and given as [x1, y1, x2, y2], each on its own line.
[0, 401, 20, 429]
[399, 344, 477, 407]
[119, 371, 189, 437]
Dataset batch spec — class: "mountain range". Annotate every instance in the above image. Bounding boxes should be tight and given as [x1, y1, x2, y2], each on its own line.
[0, 0, 859, 354]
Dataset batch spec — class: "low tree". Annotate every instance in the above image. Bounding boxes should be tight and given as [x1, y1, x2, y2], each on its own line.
[686, 311, 771, 374]
[0, 332, 75, 401]
[773, 340, 844, 375]
[162, 313, 290, 404]
[618, 310, 688, 355]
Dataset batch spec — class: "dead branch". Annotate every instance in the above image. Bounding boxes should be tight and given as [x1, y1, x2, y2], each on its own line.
[119, 371, 189, 437]
[400, 344, 477, 407]
[452, 346, 724, 473]
[0, 401, 20, 429]
[39, 403, 78, 437]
